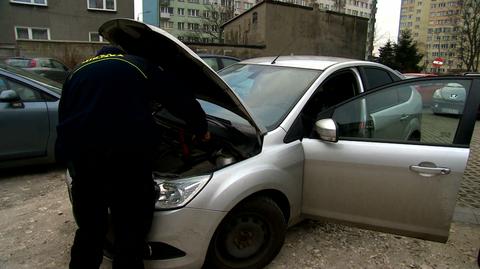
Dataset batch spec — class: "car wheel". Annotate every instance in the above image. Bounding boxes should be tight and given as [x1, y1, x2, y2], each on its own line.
[205, 196, 286, 269]
[408, 131, 421, 141]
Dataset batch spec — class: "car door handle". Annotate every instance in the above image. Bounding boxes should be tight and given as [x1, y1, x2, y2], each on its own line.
[400, 114, 409, 121]
[409, 164, 451, 177]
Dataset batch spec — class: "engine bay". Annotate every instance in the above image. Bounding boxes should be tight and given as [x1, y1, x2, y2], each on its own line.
[151, 106, 260, 180]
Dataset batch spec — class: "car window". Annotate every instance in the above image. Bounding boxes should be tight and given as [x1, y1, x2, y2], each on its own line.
[302, 70, 360, 123]
[37, 59, 52, 68]
[202, 57, 219, 71]
[5, 59, 30, 68]
[0, 77, 44, 102]
[51, 60, 68, 71]
[221, 58, 239, 69]
[220, 64, 321, 131]
[0, 77, 7, 92]
[198, 100, 249, 125]
[331, 79, 471, 145]
[363, 67, 395, 90]
[1, 64, 62, 95]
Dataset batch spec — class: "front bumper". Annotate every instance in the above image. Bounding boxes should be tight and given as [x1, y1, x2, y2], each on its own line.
[143, 207, 227, 269]
[66, 171, 227, 269]
[432, 99, 464, 115]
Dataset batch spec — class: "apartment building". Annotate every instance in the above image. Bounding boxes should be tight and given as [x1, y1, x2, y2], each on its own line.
[315, 0, 374, 18]
[0, 0, 134, 50]
[399, 0, 463, 73]
[143, 0, 256, 42]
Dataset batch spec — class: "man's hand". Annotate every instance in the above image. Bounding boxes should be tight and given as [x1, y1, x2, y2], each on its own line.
[199, 131, 211, 143]
[192, 131, 211, 144]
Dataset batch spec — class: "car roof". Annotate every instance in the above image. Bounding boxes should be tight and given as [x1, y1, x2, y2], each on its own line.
[198, 54, 240, 60]
[241, 56, 372, 70]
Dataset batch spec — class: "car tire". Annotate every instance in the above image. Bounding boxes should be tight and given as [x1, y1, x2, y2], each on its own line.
[205, 196, 286, 269]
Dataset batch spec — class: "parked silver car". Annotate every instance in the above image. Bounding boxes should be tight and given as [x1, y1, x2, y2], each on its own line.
[67, 19, 480, 269]
[0, 64, 61, 169]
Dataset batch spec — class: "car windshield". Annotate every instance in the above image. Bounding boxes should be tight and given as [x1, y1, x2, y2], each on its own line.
[218, 64, 321, 131]
[0, 63, 62, 94]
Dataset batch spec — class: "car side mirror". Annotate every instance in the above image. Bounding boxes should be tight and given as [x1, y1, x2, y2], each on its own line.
[0, 90, 24, 108]
[0, 90, 20, 102]
[315, 119, 338, 143]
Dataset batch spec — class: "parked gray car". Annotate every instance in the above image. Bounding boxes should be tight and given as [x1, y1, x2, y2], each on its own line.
[0, 64, 61, 168]
[4, 57, 70, 84]
[432, 82, 467, 115]
[66, 19, 480, 269]
[198, 54, 240, 71]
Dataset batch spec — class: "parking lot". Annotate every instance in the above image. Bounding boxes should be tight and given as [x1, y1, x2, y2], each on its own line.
[0, 119, 479, 269]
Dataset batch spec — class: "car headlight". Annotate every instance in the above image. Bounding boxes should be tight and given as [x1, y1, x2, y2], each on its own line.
[154, 174, 212, 210]
[433, 90, 442, 99]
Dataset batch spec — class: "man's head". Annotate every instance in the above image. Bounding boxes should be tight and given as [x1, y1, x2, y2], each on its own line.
[95, 45, 125, 56]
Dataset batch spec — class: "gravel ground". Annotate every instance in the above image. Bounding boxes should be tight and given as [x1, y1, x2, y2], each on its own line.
[0, 167, 479, 269]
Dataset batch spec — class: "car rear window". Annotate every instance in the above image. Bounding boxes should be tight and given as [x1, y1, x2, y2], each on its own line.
[5, 59, 30, 68]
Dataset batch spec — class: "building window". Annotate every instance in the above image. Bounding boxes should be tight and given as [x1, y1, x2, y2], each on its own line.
[178, 8, 185, 16]
[15, 26, 50, 40]
[178, 22, 185, 30]
[87, 0, 116, 11]
[160, 21, 174, 29]
[161, 6, 174, 14]
[187, 23, 199, 30]
[187, 9, 199, 16]
[89, 32, 104, 42]
[10, 0, 47, 6]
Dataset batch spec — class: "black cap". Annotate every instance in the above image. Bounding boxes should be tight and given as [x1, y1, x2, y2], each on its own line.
[96, 45, 125, 56]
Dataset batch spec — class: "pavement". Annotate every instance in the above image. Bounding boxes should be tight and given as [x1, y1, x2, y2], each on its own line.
[454, 121, 480, 224]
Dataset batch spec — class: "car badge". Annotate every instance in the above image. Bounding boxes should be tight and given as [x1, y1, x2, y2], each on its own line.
[450, 94, 458, 99]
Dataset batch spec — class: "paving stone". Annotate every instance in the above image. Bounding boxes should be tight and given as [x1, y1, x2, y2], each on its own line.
[458, 121, 480, 209]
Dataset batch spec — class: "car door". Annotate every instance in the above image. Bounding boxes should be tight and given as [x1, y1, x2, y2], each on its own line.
[0, 75, 50, 161]
[301, 77, 480, 242]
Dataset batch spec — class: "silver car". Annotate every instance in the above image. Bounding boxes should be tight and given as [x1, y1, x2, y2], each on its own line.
[67, 19, 480, 269]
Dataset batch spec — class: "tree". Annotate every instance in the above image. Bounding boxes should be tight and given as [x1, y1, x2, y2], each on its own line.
[377, 40, 397, 70]
[198, 0, 234, 43]
[458, 0, 480, 72]
[394, 30, 423, 72]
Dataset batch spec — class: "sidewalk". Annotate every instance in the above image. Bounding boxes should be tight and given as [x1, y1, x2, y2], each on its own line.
[454, 122, 480, 225]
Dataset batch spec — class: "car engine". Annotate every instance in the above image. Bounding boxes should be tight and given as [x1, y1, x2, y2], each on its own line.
[151, 106, 259, 180]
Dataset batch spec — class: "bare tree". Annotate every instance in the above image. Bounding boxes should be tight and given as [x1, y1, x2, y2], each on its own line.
[198, 0, 234, 43]
[458, 0, 480, 72]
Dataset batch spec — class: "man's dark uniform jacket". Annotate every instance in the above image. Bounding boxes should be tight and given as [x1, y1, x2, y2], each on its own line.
[56, 53, 207, 163]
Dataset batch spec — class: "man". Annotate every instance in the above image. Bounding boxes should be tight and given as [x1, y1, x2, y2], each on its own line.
[56, 46, 209, 269]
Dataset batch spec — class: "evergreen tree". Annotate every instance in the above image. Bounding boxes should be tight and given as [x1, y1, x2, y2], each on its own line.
[378, 40, 397, 70]
[394, 30, 423, 72]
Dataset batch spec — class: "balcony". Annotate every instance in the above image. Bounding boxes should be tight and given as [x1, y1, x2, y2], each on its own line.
[160, 12, 172, 19]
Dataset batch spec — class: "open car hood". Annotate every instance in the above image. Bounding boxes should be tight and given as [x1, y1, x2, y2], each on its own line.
[99, 19, 265, 135]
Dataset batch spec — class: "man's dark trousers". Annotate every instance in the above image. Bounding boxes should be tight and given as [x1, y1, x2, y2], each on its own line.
[69, 154, 155, 269]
